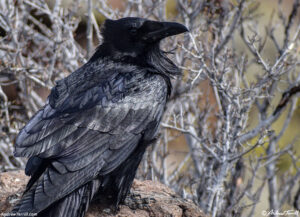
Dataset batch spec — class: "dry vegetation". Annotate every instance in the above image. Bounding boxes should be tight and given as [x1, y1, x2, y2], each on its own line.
[0, 0, 300, 217]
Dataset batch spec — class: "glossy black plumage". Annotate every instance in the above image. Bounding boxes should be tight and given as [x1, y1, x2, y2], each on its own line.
[11, 17, 188, 217]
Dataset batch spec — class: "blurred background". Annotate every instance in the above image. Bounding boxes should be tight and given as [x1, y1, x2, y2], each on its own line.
[0, 0, 300, 216]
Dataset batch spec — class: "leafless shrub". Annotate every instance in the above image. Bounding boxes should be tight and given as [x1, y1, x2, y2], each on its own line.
[0, 0, 300, 216]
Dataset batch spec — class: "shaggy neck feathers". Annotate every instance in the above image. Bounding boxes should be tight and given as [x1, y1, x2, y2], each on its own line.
[89, 43, 181, 79]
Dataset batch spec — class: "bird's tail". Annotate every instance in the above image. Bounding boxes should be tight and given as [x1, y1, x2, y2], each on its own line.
[10, 180, 101, 217]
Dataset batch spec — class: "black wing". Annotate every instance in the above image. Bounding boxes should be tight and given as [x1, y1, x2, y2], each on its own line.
[14, 62, 167, 212]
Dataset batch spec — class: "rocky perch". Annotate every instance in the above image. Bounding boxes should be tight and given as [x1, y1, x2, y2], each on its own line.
[0, 170, 206, 217]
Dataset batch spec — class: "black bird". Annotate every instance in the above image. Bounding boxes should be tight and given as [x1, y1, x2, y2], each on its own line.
[11, 17, 188, 217]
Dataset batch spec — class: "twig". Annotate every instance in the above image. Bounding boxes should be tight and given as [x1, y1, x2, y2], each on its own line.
[239, 83, 300, 143]
[86, 0, 93, 59]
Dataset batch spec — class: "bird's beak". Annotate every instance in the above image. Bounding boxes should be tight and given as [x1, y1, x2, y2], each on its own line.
[142, 21, 188, 43]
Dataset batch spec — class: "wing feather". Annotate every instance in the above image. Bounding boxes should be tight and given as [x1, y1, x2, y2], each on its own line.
[14, 66, 168, 213]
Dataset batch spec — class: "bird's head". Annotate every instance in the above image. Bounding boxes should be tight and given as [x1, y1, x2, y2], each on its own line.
[90, 17, 188, 78]
[99, 17, 188, 59]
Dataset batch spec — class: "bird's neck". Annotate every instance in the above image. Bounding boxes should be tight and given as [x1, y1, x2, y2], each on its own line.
[89, 43, 179, 99]
[89, 43, 181, 78]
[145, 45, 182, 79]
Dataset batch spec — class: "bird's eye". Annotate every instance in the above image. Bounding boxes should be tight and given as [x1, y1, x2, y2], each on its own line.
[130, 28, 138, 35]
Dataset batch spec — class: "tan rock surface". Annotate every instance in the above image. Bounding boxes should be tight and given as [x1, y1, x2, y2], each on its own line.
[0, 170, 206, 217]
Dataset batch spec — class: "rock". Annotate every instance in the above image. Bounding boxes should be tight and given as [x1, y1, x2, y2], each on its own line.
[0, 170, 206, 217]
[0, 170, 29, 213]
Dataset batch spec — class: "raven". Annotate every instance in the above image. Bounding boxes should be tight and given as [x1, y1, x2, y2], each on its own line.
[11, 17, 188, 217]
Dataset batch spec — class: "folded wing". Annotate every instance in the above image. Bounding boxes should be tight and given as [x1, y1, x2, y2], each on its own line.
[14, 64, 167, 213]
